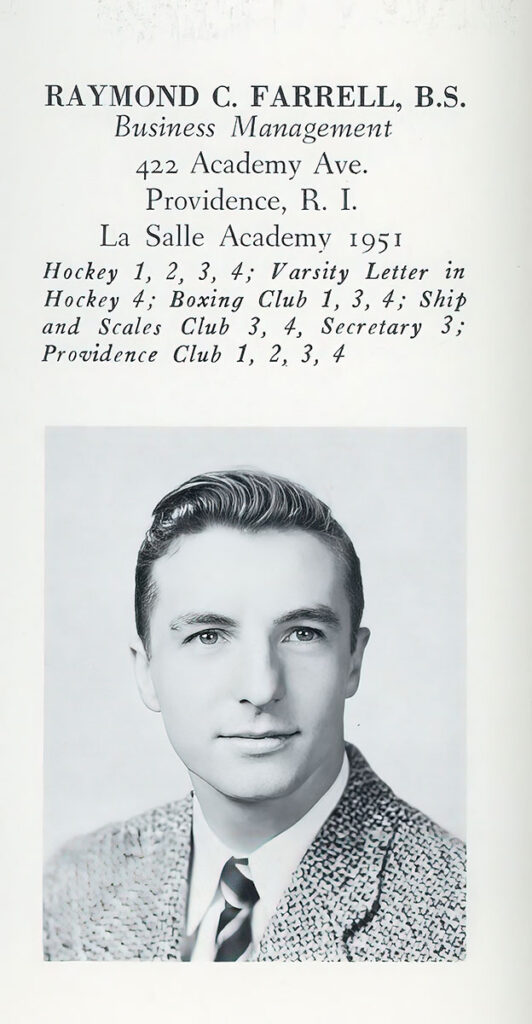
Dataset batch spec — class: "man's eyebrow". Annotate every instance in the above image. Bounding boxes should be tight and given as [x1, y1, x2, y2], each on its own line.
[168, 606, 341, 631]
[273, 605, 341, 629]
[169, 613, 238, 631]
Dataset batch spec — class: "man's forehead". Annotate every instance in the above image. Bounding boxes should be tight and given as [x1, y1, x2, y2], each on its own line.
[150, 524, 346, 605]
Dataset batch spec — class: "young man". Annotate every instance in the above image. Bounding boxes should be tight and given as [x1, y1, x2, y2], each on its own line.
[44, 469, 466, 961]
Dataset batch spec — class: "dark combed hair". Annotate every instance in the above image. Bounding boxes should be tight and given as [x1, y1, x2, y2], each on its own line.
[135, 468, 364, 655]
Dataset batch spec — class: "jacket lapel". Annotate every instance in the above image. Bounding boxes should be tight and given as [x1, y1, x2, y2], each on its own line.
[138, 793, 193, 960]
[255, 746, 402, 961]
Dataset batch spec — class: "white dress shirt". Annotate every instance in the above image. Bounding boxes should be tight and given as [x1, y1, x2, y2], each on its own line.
[184, 753, 349, 961]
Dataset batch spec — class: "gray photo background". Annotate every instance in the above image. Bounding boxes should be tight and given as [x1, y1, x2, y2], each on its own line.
[45, 427, 465, 858]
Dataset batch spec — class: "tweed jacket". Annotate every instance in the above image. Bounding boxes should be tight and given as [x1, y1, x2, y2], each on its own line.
[43, 745, 466, 961]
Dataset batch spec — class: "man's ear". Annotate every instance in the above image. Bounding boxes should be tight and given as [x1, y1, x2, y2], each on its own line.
[345, 627, 370, 699]
[130, 638, 161, 712]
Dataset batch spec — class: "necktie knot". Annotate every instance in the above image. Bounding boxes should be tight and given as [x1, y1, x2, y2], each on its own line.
[215, 857, 259, 961]
[219, 856, 259, 910]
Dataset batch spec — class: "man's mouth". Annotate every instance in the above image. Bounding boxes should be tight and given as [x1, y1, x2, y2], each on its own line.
[219, 730, 299, 754]
[222, 730, 297, 739]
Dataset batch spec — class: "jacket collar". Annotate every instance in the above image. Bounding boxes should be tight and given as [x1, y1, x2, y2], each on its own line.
[255, 745, 402, 961]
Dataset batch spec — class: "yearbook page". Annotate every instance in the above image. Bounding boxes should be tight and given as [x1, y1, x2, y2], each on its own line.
[1, 1, 529, 1022]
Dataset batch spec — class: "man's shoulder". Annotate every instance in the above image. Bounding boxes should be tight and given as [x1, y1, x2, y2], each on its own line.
[388, 794, 466, 909]
[43, 794, 193, 960]
[395, 797, 465, 859]
[343, 744, 465, 873]
[46, 793, 192, 881]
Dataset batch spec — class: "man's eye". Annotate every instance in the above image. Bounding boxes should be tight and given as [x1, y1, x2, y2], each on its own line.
[185, 630, 223, 646]
[283, 627, 323, 643]
[199, 631, 219, 645]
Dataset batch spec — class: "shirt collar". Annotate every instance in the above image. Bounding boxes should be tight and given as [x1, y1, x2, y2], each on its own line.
[187, 800, 233, 935]
[187, 753, 349, 934]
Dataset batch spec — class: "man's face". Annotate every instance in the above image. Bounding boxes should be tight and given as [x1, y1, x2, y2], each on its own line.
[134, 526, 368, 805]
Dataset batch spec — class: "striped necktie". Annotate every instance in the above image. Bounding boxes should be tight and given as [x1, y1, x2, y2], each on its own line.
[214, 856, 259, 962]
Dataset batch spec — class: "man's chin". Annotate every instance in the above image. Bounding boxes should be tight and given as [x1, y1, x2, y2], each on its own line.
[221, 769, 303, 803]
[200, 759, 304, 804]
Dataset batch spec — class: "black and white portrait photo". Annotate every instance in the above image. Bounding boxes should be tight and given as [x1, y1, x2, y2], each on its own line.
[43, 428, 466, 961]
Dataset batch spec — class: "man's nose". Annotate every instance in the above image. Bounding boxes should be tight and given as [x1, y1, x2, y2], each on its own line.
[236, 640, 284, 708]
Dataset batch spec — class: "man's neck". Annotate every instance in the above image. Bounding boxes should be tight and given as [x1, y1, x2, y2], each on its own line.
[189, 751, 346, 854]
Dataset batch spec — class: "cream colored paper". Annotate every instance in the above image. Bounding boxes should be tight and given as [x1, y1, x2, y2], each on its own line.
[1, 0, 530, 1020]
